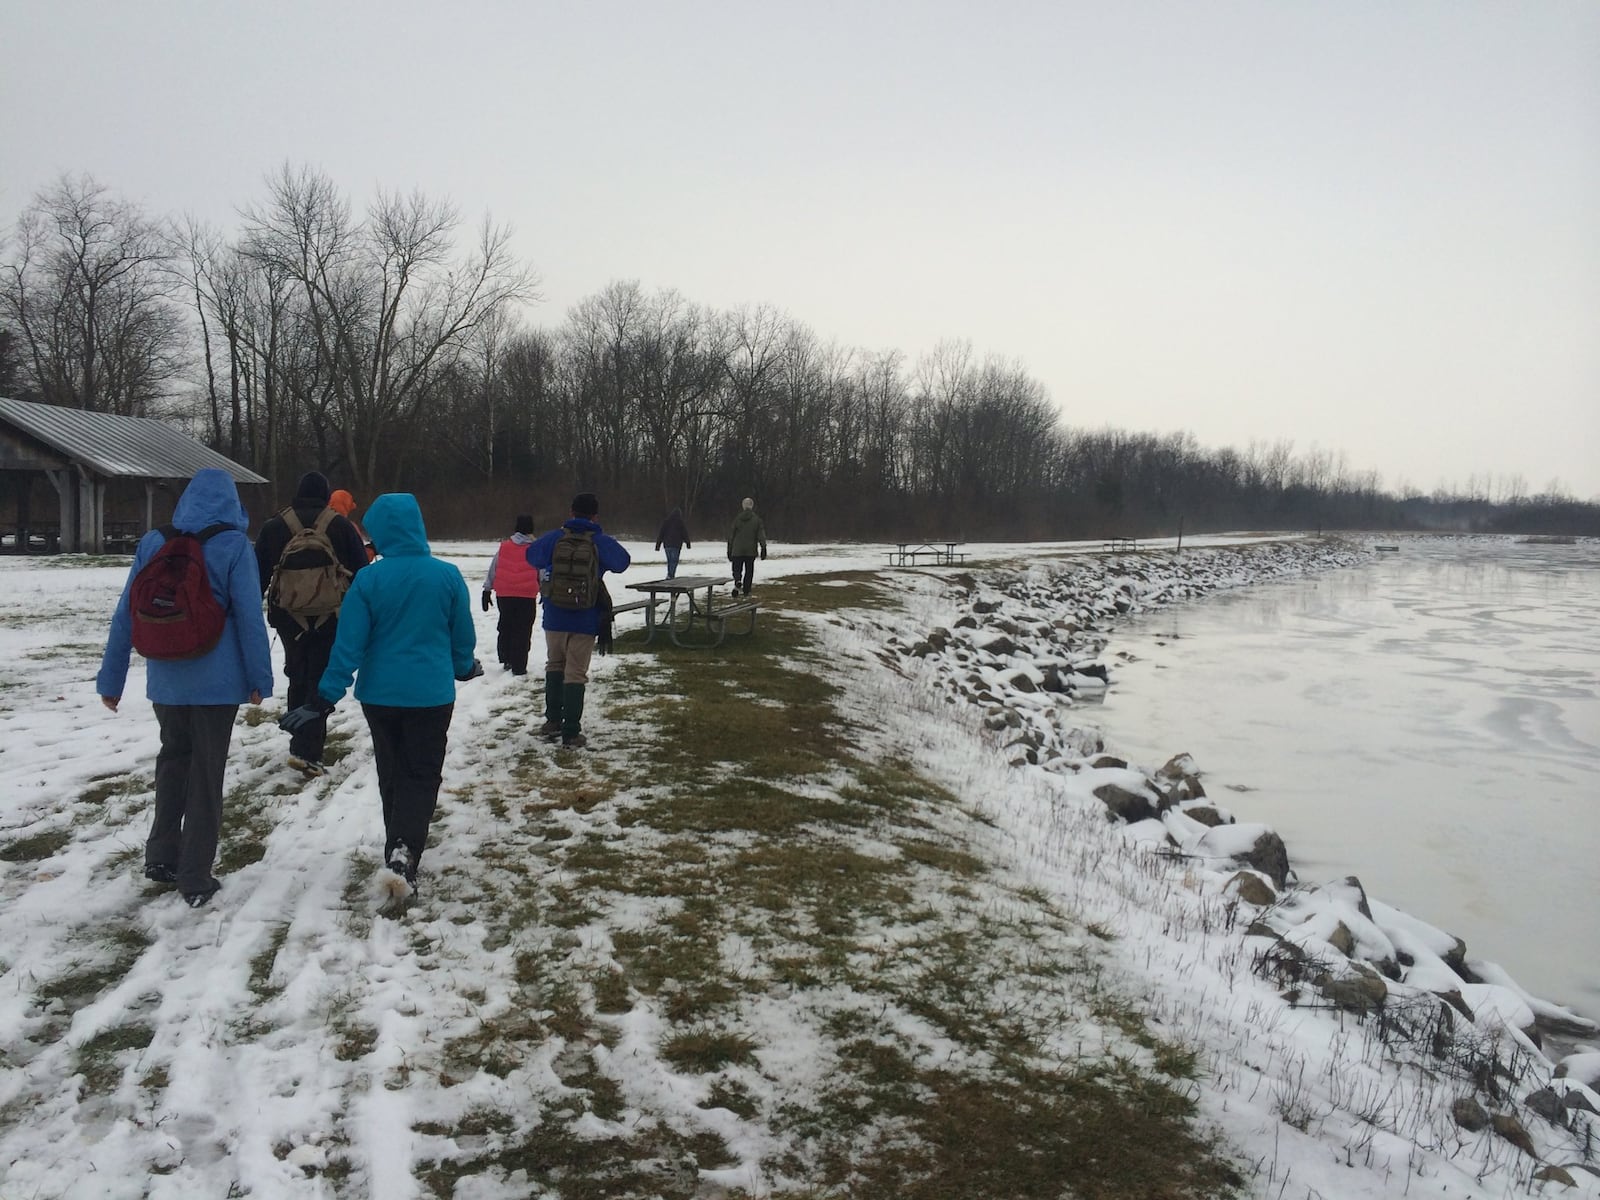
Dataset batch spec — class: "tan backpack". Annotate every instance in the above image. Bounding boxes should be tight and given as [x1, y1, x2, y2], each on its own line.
[267, 507, 352, 629]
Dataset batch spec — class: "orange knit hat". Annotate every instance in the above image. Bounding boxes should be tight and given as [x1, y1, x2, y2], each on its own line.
[328, 489, 357, 516]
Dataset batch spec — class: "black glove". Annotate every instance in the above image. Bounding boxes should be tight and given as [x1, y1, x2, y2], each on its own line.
[456, 657, 485, 682]
[481, 591, 493, 612]
[279, 697, 335, 733]
[596, 624, 614, 657]
[760, 548, 767, 560]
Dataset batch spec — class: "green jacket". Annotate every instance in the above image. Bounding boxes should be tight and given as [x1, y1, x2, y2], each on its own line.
[727, 509, 767, 558]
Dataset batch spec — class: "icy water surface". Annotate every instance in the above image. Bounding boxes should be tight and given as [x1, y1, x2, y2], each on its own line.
[1096, 535, 1600, 1018]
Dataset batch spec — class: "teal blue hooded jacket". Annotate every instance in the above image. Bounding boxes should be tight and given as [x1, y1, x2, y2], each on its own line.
[97, 468, 274, 705]
[316, 494, 476, 708]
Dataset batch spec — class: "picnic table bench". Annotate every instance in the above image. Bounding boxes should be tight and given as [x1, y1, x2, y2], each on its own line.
[104, 521, 144, 554]
[1104, 537, 1138, 552]
[887, 541, 967, 567]
[624, 574, 759, 648]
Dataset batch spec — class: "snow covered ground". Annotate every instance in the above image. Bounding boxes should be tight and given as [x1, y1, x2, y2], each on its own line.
[0, 534, 1595, 1198]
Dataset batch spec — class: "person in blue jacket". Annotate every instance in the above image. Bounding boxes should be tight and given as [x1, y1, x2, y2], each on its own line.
[279, 493, 481, 893]
[96, 467, 274, 909]
[526, 492, 630, 749]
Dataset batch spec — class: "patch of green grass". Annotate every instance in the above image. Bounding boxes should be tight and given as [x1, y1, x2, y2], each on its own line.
[37, 923, 150, 1009]
[755, 571, 900, 614]
[0, 827, 71, 862]
[248, 924, 291, 1000]
[80, 775, 140, 805]
[76, 1024, 155, 1095]
[660, 1026, 758, 1072]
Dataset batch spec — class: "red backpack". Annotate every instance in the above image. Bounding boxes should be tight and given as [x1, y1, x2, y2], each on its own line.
[129, 524, 231, 660]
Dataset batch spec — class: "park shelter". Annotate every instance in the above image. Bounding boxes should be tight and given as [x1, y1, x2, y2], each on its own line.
[0, 395, 267, 553]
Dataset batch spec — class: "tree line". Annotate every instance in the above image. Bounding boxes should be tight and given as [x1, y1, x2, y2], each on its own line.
[3, 170, 1594, 539]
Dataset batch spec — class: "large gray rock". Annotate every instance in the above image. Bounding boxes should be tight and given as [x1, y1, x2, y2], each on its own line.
[1317, 966, 1387, 1012]
[1181, 805, 1229, 828]
[1094, 783, 1157, 824]
[1451, 1097, 1489, 1132]
[1226, 870, 1276, 907]
[1490, 1112, 1536, 1158]
[981, 635, 1017, 657]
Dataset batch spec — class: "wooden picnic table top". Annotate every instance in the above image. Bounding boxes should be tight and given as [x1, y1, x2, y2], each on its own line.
[626, 574, 730, 593]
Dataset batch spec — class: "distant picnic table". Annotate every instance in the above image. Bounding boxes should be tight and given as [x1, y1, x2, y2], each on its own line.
[887, 542, 967, 567]
[620, 574, 759, 648]
[1104, 537, 1138, 552]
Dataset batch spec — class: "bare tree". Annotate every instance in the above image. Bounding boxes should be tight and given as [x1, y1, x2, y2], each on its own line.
[1, 174, 184, 414]
[241, 165, 539, 491]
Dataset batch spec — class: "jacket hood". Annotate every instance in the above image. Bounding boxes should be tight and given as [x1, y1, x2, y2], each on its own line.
[328, 488, 356, 516]
[564, 517, 603, 535]
[364, 493, 430, 557]
[732, 509, 759, 527]
[172, 468, 249, 533]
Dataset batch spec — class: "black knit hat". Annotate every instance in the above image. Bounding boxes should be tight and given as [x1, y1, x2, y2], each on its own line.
[294, 471, 331, 503]
[515, 514, 535, 535]
[571, 493, 599, 517]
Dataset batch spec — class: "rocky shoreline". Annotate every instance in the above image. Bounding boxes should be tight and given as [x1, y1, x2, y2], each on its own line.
[885, 536, 1600, 1185]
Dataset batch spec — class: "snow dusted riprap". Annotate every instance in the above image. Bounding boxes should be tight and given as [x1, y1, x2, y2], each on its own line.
[864, 536, 1600, 1194]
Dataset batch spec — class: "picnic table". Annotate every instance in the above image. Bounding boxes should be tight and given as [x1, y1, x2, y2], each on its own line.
[621, 574, 759, 648]
[887, 542, 967, 567]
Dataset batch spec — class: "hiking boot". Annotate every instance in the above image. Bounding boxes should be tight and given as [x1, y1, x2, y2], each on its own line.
[183, 879, 221, 908]
[288, 755, 326, 777]
[561, 733, 588, 749]
[143, 863, 178, 886]
[387, 843, 416, 884]
[538, 719, 563, 740]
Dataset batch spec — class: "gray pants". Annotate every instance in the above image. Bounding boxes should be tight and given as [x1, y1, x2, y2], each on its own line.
[149, 704, 239, 893]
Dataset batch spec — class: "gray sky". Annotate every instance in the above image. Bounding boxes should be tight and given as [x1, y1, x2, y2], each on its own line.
[5, 0, 1598, 499]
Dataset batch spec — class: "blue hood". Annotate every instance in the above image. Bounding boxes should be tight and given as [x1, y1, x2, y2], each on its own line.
[172, 468, 249, 533]
[364, 493, 430, 557]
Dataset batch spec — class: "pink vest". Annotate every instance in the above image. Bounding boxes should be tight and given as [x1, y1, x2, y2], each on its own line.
[493, 539, 541, 598]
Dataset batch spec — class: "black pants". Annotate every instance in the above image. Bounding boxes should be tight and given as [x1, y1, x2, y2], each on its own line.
[731, 556, 756, 594]
[277, 618, 338, 761]
[495, 595, 537, 673]
[150, 704, 239, 893]
[362, 702, 453, 869]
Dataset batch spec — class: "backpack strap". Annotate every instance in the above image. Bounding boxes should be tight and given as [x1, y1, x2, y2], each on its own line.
[282, 507, 306, 536]
[160, 523, 230, 542]
[311, 507, 337, 536]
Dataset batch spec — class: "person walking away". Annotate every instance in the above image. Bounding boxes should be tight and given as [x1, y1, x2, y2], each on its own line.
[726, 497, 767, 596]
[482, 514, 541, 674]
[278, 494, 481, 898]
[654, 506, 692, 579]
[255, 472, 369, 777]
[96, 468, 274, 909]
[330, 488, 377, 562]
[526, 492, 630, 749]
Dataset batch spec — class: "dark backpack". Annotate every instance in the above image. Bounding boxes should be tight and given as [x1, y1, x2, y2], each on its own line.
[267, 507, 352, 629]
[129, 525, 231, 660]
[545, 529, 600, 610]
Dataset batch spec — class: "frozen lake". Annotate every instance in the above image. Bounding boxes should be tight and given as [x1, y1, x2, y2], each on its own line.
[1093, 535, 1600, 1019]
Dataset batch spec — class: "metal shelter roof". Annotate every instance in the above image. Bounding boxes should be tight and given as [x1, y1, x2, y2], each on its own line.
[0, 396, 267, 484]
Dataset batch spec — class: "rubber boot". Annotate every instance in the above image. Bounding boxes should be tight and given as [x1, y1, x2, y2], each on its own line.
[540, 672, 564, 739]
[561, 682, 586, 746]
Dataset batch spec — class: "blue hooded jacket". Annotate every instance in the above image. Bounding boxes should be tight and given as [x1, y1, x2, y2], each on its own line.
[97, 468, 275, 705]
[526, 517, 631, 635]
[317, 494, 476, 708]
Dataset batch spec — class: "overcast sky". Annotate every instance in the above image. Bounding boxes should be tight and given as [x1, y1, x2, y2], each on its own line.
[4, 0, 1598, 499]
